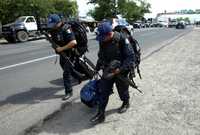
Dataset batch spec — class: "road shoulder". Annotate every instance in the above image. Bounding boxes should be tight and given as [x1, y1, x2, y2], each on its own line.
[27, 29, 200, 135]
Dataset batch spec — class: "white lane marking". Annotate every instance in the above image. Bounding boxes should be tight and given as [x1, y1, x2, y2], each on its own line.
[134, 28, 161, 33]
[0, 55, 57, 71]
[138, 31, 157, 37]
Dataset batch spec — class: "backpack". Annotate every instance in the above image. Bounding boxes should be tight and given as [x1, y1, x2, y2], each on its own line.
[80, 80, 100, 108]
[113, 25, 142, 79]
[68, 21, 88, 56]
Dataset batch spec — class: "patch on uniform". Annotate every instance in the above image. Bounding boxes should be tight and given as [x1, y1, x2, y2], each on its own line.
[125, 38, 130, 44]
[57, 34, 62, 41]
[48, 18, 52, 23]
[67, 28, 72, 34]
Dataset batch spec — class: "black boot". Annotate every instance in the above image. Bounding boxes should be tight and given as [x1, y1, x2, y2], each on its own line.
[90, 110, 105, 124]
[62, 91, 73, 101]
[118, 101, 130, 114]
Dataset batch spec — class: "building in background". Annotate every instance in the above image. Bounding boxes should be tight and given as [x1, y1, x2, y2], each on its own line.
[156, 9, 200, 25]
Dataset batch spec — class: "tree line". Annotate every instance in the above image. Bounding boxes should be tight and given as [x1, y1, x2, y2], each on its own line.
[0, 0, 78, 24]
[88, 0, 151, 22]
[0, 0, 151, 24]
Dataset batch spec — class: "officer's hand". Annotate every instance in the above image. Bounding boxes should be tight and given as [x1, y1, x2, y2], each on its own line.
[94, 70, 99, 80]
[56, 47, 63, 53]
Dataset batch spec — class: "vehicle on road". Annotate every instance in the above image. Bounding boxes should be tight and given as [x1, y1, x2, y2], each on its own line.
[158, 21, 168, 27]
[2, 16, 46, 43]
[195, 21, 200, 27]
[176, 21, 186, 29]
[150, 23, 163, 27]
[168, 19, 178, 28]
[144, 22, 151, 28]
[132, 22, 141, 29]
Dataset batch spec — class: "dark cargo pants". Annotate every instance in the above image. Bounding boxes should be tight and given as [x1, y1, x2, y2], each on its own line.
[98, 72, 130, 112]
[60, 56, 73, 95]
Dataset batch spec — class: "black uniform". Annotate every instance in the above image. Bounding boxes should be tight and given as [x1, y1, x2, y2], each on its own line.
[50, 23, 76, 95]
[96, 32, 135, 113]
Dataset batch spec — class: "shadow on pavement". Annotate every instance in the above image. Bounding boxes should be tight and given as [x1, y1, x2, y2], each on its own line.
[49, 78, 63, 86]
[49, 78, 81, 87]
[37, 102, 120, 135]
[31, 92, 121, 135]
[0, 86, 64, 106]
[0, 78, 80, 106]
[106, 108, 119, 116]
[39, 101, 96, 135]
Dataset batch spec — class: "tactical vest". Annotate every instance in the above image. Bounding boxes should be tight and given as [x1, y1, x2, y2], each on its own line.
[99, 32, 123, 66]
[51, 24, 74, 47]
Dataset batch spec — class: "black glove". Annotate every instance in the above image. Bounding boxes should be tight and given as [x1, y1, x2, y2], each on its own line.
[95, 59, 103, 72]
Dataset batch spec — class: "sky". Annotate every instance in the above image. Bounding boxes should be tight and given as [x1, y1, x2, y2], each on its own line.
[77, 0, 93, 17]
[77, 0, 200, 18]
[146, 0, 200, 17]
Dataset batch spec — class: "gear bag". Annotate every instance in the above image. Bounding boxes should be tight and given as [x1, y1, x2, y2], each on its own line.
[74, 56, 95, 80]
[113, 25, 142, 79]
[80, 80, 100, 108]
[68, 21, 88, 56]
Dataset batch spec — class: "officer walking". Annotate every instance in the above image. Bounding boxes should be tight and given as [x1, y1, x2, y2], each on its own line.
[90, 22, 135, 124]
[47, 14, 77, 100]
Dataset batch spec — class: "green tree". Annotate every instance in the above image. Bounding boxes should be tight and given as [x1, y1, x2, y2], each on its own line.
[88, 0, 116, 21]
[183, 17, 190, 23]
[118, 0, 144, 22]
[177, 17, 183, 22]
[88, 0, 151, 21]
[51, 0, 78, 17]
[0, 0, 78, 24]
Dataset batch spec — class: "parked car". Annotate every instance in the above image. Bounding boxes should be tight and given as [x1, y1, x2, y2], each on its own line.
[195, 21, 200, 26]
[150, 23, 155, 27]
[140, 23, 146, 28]
[2, 16, 46, 43]
[144, 22, 151, 28]
[132, 22, 141, 29]
[150, 23, 163, 27]
[176, 21, 186, 29]
[168, 20, 177, 28]
[158, 21, 168, 27]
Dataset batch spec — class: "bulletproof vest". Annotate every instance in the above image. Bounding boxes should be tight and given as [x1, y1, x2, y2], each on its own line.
[100, 32, 122, 65]
[50, 23, 73, 47]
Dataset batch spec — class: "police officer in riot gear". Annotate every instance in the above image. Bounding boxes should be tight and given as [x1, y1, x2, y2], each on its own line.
[47, 14, 77, 100]
[90, 22, 135, 124]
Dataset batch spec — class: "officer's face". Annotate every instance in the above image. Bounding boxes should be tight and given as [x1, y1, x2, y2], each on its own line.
[102, 32, 113, 43]
[52, 22, 62, 31]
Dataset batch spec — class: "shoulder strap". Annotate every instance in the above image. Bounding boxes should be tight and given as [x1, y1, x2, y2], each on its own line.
[61, 23, 71, 31]
[113, 32, 125, 48]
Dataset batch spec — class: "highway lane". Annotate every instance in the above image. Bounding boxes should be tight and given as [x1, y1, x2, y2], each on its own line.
[0, 27, 192, 103]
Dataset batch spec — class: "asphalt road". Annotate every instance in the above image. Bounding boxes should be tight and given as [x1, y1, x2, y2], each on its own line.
[0, 27, 192, 103]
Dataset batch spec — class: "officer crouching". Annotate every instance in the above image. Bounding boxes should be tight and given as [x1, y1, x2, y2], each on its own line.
[91, 22, 135, 124]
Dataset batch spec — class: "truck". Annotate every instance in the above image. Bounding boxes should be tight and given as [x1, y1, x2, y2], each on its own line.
[1, 16, 46, 43]
[168, 19, 178, 28]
